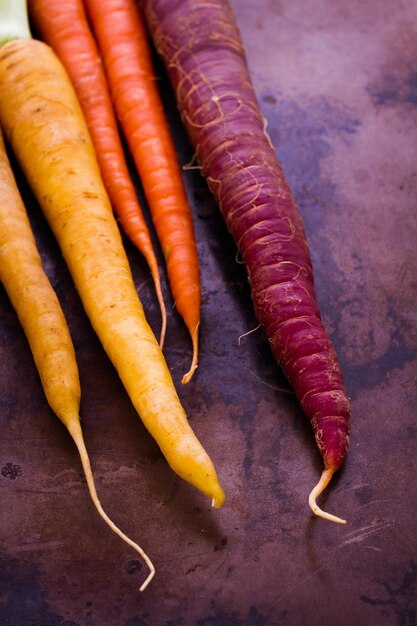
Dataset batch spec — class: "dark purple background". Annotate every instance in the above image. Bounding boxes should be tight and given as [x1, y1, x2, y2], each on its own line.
[1, 0, 416, 624]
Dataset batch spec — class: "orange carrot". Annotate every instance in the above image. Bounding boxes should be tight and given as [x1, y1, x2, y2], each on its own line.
[28, 0, 167, 345]
[84, 0, 201, 383]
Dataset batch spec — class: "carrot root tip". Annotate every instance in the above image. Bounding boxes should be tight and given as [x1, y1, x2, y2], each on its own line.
[308, 467, 347, 525]
[67, 419, 156, 590]
[211, 485, 226, 509]
[181, 322, 200, 384]
[139, 567, 156, 592]
[181, 363, 198, 384]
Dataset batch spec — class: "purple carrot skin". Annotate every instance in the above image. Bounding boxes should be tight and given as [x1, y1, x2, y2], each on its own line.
[143, 0, 350, 522]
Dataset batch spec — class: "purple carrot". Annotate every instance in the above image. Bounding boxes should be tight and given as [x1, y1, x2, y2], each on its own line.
[142, 0, 350, 522]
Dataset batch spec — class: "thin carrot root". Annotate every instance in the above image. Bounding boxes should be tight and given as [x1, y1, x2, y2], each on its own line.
[157, 284, 167, 349]
[146, 254, 167, 348]
[181, 322, 199, 384]
[237, 324, 261, 345]
[308, 467, 347, 525]
[66, 419, 155, 591]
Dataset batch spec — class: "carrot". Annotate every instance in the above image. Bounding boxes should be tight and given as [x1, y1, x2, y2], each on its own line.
[142, 0, 350, 522]
[28, 0, 167, 346]
[0, 128, 155, 589]
[0, 0, 224, 535]
[84, 0, 201, 383]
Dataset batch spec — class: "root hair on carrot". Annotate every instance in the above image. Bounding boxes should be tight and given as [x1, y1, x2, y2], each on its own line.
[308, 468, 347, 525]
[181, 322, 199, 384]
[262, 115, 274, 150]
[67, 418, 156, 591]
[235, 250, 244, 264]
[182, 152, 201, 170]
[237, 324, 261, 345]
[244, 368, 294, 394]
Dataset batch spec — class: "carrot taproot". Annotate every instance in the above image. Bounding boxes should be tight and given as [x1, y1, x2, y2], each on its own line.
[0, 9, 224, 517]
[142, 0, 350, 522]
[84, 0, 201, 383]
[27, 0, 167, 347]
[0, 128, 155, 590]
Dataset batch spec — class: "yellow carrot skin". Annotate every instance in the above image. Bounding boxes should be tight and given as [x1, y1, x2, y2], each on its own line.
[0, 38, 225, 507]
[0, 127, 156, 588]
[0, 131, 80, 426]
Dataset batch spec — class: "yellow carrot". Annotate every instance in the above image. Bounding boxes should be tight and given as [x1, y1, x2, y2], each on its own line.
[0, 128, 155, 590]
[0, 38, 225, 509]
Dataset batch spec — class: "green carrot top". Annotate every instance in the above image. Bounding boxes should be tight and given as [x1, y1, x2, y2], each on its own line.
[0, 0, 32, 46]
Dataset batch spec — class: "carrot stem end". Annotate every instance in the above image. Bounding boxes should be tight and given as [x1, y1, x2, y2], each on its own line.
[0, 0, 32, 45]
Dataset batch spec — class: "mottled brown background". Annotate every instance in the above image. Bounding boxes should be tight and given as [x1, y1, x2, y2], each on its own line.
[1, 0, 416, 624]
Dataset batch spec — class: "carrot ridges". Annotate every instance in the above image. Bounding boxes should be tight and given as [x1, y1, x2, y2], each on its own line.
[142, 0, 350, 518]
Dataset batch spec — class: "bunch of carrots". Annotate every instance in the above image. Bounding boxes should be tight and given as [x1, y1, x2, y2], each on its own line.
[0, 0, 351, 591]
[29, 0, 202, 383]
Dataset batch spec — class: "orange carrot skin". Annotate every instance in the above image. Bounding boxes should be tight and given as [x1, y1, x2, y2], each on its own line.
[84, 0, 201, 364]
[28, 0, 167, 342]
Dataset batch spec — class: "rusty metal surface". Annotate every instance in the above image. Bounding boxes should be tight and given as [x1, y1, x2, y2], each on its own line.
[1, 0, 417, 624]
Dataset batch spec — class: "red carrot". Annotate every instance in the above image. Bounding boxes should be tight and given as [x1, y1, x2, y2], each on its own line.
[28, 0, 167, 345]
[142, 0, 350, 522]
[84, 0, 201, 383]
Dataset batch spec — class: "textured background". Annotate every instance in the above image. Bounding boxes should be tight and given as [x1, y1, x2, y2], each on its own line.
[1, 0, 417, 624]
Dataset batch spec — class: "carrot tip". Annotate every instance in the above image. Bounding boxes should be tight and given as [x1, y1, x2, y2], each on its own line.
[211, 484, 226, 509]
[139, 566, 156, 592]
[181, 363, 198, 384]
[146, 257, 167, 350]
[67, 419, 156, 591]
[159, 305, 167, 350]
[308, 468, 347, 525]
[181, 322, 199, 384]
